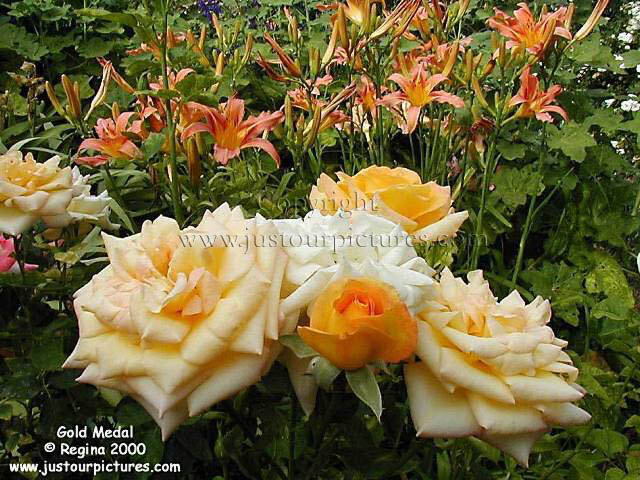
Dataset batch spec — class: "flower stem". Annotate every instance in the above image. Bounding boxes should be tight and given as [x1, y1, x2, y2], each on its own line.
[160, 0, 184, 226]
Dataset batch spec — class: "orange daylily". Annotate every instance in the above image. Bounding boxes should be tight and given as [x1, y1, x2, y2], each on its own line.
[77, 111, 142, 166]
[126, 29, 186, 59]
[381, 63, 464, 133]
[317, 0, 372, 25]
[488, 3, 571, 57]
[509, 66, 568, 123]
[181, 98, 284, 165]
[299, 277, 417, 370]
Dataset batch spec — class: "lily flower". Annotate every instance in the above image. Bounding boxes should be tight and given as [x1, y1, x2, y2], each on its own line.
[381, 63, 464, 133]
[77, 111, 142, 166]
[488, 3, 571, 57]
[181, 98, 284, 165]
[508, 66, 568, 123]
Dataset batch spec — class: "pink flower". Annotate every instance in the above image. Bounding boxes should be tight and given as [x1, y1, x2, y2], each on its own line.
[0, 235, 37, 273]
[77, 112, 143, 167]
[381, 63, 464, 134]
[181, 98, 284, 166]
[509, 66, 568, 123]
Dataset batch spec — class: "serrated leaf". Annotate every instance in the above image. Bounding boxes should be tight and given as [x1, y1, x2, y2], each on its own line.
[279, 334, 318, 358]
[346, 366, 382, 421]
[497, 140, 526, 160]
[548, 122, 597, 162]
[77, 37, 115, 58]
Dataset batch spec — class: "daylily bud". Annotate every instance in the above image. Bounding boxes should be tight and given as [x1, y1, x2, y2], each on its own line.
[572, 0, 609, 44]
[337, 6, 349, 50]
[111, 102, 121, 119]
[195, 132, 206, 156]
[481, 58, 496, 78]
[370, 0, 420, 40]
[264, 33, 302, 78]
[232, 19, 242, 46]
[211, 13, 225, 49]
[309, 47, 320, 78]
[45, 81, 66, 118]
[441, 41, 459, 77]
[215, 53, 225, 77]
[185, 138, 201, 187]
[199, 25, 207, 51]
[295, 114, 305, 145]
[564, 3, 575, 30]
[242, 33, 254, 65]
[284, 94, 294, 132]
[362, 0, 372, 33]
[464, 49, 474, 84]
[471, 75, 490, 109]
[61, 75, 82, 120]
[321, 20, 339, 68]
[304, 105, 322, 150]
[185, 30, 196, 46]
[85, 62, 112, 121]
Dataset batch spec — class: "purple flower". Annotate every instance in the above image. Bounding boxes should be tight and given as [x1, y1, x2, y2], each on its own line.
[197, 0, 222, 17]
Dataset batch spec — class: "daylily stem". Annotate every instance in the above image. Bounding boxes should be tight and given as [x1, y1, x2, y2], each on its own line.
[160, 0, 184, 226]
[102, 165, 136, 232]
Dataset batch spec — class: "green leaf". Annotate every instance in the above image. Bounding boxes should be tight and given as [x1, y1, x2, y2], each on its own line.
[75, 8, 139, 28]
[587, 429, 629, 457]
[142, 132, 166, 159]
[31, 337, 65, 371]
[622, 50, 640, 68]
[279, 334, 318, 358]
[585, 109, 624, 135]
[310, 356, 341, 390]
[548, 122, 597, 162]
[77, 37, 115, 58]
[492, 164, 544, 208]
[497, 140, 526, 160]
[346, 366, 382, 421]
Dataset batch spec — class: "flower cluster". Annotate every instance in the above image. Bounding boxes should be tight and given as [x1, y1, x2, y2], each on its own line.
[64, 166, 589, 466]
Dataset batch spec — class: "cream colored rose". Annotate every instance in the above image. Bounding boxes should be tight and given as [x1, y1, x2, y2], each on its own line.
[45, 167, 118, 230]
[405, 268, 590, 466]
[63, 204, 288, 439]
[0, 151, 75, 235]
[309, 166, 468, 242]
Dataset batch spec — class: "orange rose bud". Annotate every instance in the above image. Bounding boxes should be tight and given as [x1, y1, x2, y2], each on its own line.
[298, 277, 417, 370]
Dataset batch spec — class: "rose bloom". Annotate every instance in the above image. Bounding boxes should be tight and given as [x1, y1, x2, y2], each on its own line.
[0, 151, 75, 235]
[276, 210, 433, 413]
[299, 277, 417, 370]
[405, 269, 590, 466]
[309, 166, 468, 242]
[63, 204, 288, 438]
[0, 234, 37, 272]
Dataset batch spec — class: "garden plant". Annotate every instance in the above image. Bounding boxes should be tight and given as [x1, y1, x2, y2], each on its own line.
[0, 0, 639, 478]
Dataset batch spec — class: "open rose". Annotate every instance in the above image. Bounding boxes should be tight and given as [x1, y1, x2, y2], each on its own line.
[63, 204, 288, 438]
[0, 151, 75, 235]
[276, 210, 432, 413]
[299, 277, 417, 370]
[0, 234, 37, 272]
[309, 166, 467, 242]
[405, 269, 590, 466]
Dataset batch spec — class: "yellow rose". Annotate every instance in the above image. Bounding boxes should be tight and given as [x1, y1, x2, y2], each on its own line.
[309, 166, 467, 242]
[405, 269, 590, 466]
[63, 204, 288, 439]
[0, 151, 75, 235]
[298, 277, 417, 370]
